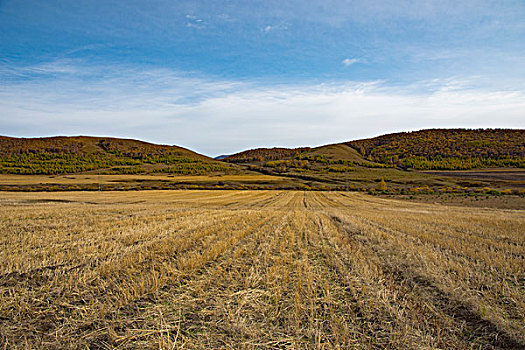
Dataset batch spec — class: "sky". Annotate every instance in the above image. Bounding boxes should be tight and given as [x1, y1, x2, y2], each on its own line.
[1, 0, 524, 156]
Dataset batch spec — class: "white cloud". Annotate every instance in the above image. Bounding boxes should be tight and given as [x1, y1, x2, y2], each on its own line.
[263, 22, 290, 32]
[185, 14, 205, 29]
[342, 58, 360, 66]
[1, 62, 524, 156]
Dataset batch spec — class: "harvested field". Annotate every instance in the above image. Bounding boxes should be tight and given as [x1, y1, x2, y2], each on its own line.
[0, 174, 297, 192]
[0, 174, 285, 185]
[0, 190, 524, 349]
[422, 169, 525, 182]
[382, 193, 525, 210]
[420, 169, 525, 189]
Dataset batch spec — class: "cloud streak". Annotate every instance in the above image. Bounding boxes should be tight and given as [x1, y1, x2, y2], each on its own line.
[263, 22, 290, 32]
[342, 58, 360, 66]
[1, 61, 524, 156]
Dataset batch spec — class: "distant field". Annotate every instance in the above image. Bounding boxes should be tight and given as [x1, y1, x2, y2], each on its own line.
[0, 174, 285, 185]
[422, 168, 525, 185]
[1, 191, 523, 349]
[2, 169, 525, 194]
[0, 174, 297, 191]
[382, 192, 525, 210]
[0, 170, 447, 191]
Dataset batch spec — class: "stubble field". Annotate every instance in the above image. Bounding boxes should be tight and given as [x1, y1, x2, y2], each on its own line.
[0, 190, 524, 349]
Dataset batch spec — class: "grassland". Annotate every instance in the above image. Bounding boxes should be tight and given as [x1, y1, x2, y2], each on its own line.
[2, 168, 524, 195]
[1, 190, 524, 349]
[0, 174, 296, 191]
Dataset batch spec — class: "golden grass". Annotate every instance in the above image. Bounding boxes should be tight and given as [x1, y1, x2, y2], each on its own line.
[0, 190, 523, 349]
[305, 144, 367, 162]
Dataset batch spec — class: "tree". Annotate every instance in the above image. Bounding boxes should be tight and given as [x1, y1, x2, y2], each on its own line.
[377, 177, 387, 191]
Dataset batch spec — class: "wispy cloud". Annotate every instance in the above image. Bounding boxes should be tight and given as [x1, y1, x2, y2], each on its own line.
[342, 58, 361, 66]
[1, 61, 523, 156]
[263, 22, 290, 32]
[185, 14, 205, 29]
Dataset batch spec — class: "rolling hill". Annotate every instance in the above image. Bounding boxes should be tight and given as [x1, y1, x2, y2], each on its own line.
[1, 129, 523, 192]
[224, 147, 311, 163]
[221, 128, 525, 191]
[0, 136, 239, 175]
[347, 128, 525, 170]
[224, 128, 525, 170]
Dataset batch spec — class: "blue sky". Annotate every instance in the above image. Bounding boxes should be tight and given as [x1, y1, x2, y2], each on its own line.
[1, 0, 524, 156]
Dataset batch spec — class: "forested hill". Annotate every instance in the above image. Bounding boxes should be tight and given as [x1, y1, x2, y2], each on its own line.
[2, 129, 524, 175]
[224, 147, 311, 163]
[347, 129, 525, 170]
[222, 129, 524, 171]
[0, 136, 238, 175]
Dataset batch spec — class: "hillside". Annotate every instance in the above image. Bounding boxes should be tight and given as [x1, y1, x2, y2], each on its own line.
[224, 129, 525, 170]
[2, 129, 524, 191]
[221, 129, 525, 191]
[303, 143, 370, 162]
[0, 136, 239, 175]
[347, 128, 525, 170]
[224, 147, 311, 163]
[223, 144, 368, 163]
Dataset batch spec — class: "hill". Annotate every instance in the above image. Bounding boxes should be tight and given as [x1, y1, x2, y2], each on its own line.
[224, 147, 311, 163]
[347, 128, 525, 170]
[303, 143, 370, 162]
[221, 129, 525, 191]
[1, 129, 523, 192]
[224, 129, 525, 170]
[0, 136, 239, 175]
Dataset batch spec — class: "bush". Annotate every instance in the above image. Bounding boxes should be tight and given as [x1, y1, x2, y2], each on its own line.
[376, 177, 387, 191]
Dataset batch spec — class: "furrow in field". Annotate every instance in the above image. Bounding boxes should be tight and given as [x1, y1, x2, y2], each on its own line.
[87, 207, 287, 348]
[0, 205, 270, 348]
[1, 190, 523, 349]
[115, 201, 393, 349]
[0, 205, 238, 277]
[324, 209, 525, 349]
[330, 193, 525, 279]
[224, 191, 284, 210]
[332, 200, 525, 333]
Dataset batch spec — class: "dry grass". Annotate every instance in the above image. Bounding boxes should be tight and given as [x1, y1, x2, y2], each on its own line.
[0, 174, 297, 192]
[0, 190, 523, 349]
[0, 174, 285, 185]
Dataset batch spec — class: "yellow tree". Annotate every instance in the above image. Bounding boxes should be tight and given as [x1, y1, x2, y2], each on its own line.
[377, 177, 387, 191]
